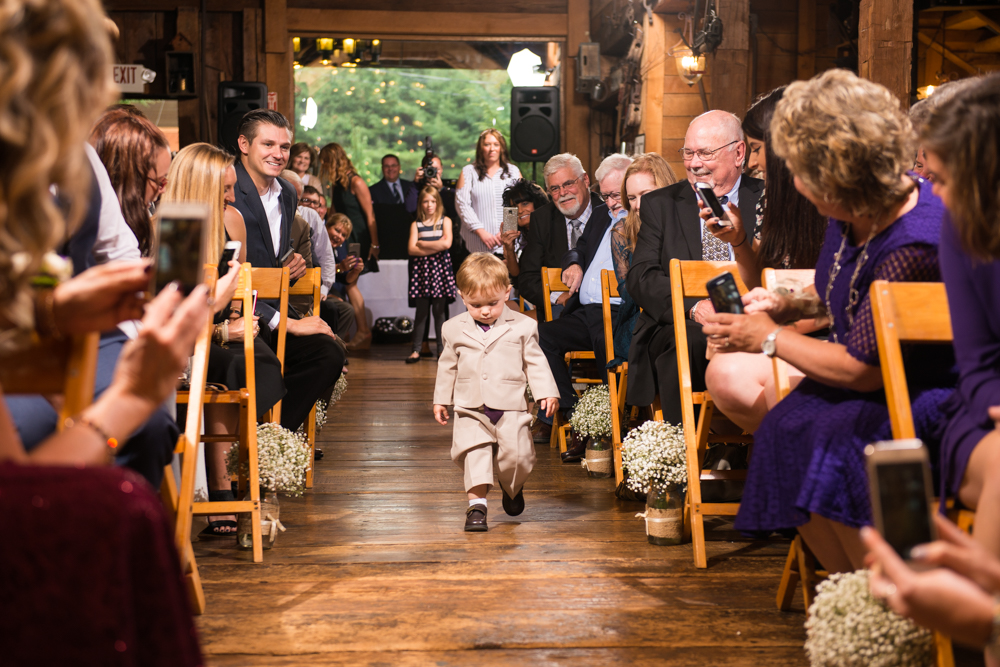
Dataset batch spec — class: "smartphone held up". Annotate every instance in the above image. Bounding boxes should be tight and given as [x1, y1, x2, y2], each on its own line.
[865, 439, 937, 563]
[695, 182, 731, 227]
[151, 202, 209, 297]
[706, 272, 744, 315]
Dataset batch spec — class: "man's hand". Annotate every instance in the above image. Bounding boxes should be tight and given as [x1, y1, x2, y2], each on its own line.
[539, 397, 559, 418]
[286, 315, 335, 339]
[475, 228, 502, 250]
[433, 404, 450, 425]
[286, 252, 307, 280]
[689, 298, 714, 325]
[51, 260, 151, 334]
[555, 292, 571, 307]
[562, 264, 583, 294]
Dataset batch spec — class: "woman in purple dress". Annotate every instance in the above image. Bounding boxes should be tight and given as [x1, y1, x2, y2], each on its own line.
[923, 74, 1000, 558]
[703, 70, 956, 573]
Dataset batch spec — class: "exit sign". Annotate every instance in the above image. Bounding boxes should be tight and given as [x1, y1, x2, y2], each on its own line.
[113, 64, 153, 94]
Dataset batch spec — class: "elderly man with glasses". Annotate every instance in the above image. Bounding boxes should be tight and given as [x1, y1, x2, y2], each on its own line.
[517, 153, 608, 445]
[625, 110, 763, 425]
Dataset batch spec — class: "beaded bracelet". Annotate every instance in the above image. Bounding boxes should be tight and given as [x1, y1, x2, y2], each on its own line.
[64, 416, 117, 449]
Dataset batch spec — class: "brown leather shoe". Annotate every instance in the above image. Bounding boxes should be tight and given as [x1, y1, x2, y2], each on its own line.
[531, 419, 552, 444]
[464, 505, 488, 532]
[561, 433, 586, 463]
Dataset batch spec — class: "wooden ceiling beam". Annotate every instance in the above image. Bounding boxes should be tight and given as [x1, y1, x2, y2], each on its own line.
[918, 32, 979, 74]
[286, 9, 568, 39]
[975, 34, 1000, 53]
[945, 10, 1000, 34]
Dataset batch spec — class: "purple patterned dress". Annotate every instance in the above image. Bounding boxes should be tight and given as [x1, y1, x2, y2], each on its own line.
[734, 178, 956, 533]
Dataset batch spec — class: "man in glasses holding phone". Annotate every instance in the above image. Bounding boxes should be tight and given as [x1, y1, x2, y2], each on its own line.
[232, 109, 345, 433]
[625, 110, 762, 424]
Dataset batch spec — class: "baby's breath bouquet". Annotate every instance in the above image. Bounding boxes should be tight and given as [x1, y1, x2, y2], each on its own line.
[569, 385, 612, 440]
[330, 374, 348, 404]
[314, 399, 328, 431]
[227, 422, 312, 497]
[621, 420, 687, 495]
[805, 570, 933, 667]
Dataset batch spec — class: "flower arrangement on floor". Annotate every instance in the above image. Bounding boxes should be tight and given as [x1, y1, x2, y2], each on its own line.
[620, 420, 687, 495]
[330, 374, 348, 404]
[569, 385, 612, 440]
[226, 422, 312, 497]
[805, 570, 933, 667]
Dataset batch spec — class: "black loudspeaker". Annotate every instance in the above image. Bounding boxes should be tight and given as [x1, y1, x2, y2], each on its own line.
[510, 87, 560, 162]
[218, 82, 268, 155]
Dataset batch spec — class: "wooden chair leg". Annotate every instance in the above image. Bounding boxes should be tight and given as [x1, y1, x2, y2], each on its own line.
[777, 538, 801, 611]
[796, 535, 821, 610]
[935, 632, 955, 667]
[651, 395, 663, 423]
[549, 411, 560, 449]
[181, 540, 206, 615]
[609, 372, 624, 486]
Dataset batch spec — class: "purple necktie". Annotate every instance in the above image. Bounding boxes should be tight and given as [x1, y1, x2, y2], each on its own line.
[478, 321, 504, 425]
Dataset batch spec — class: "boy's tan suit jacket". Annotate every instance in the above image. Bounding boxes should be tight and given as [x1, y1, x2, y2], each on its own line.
[433, 308, 558, 411]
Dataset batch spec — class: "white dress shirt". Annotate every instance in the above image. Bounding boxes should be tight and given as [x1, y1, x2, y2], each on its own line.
[298, 205, 337, 296]
[579, 212, 622, 307]
[260, 178, 283, 259]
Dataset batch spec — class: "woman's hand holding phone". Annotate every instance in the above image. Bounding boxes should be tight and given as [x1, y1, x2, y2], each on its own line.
[212, 260, 240, 314]
[698, 199, 745, 246]
[51, 260, 151, 334]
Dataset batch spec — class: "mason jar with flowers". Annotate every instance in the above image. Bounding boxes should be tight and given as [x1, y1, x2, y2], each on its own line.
[569, 385, 614, 478]
[621, 420, 688, 545]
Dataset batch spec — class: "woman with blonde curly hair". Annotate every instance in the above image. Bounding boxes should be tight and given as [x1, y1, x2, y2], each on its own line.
[702, 69, 956, 573]
[318, 142, 376, 348]
[0, 1, 208, 662]
[608, 153, 676, 366]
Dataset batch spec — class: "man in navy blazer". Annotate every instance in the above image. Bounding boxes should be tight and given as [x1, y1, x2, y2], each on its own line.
[369, 154, 416, 210]
[232, 109, 345, 433]
[534, 155, 633, 458]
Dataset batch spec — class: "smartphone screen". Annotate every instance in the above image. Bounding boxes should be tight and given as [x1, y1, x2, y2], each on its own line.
[875, 459, 934, 559]
[695, 183, 728, 223]
[706, 272, 744, 314]
[502, 207, 519, 234]
[251, 289, 258, 317]
[152, 203, 208, 296]
[347, 243, 361, 258]
[218, 241, 239, 278]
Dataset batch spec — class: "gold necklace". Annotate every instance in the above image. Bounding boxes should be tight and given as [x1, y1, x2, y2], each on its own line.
[823, 221, 880, 345]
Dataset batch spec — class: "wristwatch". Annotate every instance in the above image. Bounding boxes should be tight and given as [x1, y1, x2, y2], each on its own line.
[761, 326, 783, 358]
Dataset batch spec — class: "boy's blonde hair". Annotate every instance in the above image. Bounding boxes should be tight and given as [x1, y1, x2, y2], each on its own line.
[456, 253, 510, 296]
[325, 212, 352, 236]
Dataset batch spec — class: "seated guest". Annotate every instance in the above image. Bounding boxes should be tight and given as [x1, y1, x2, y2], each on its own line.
[701, 86, 828, 432]
[922, 73, 1000, 557]
[324, 213, 366, 342]
[703, 69, 955, 573]
[500, 178, 551, 281]
[301, 184, 328, 220]
[609, 153, 677, 367]
[370, 153, 416, 210]
[289, 142, 323, 198]
[280, 169, 338, 300]
[161, 142, 283, 538]
[0, 2, 206, 660]
[233, 109, 345, 433]
[518, 153, 603, 318]
[533, 154, 629, 456]
[626, 111, 763, 424]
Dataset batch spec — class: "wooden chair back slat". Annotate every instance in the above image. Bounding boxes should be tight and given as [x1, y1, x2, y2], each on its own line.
[250, 267, 290, 422]
[541, 267, 570, 322]
[285, 268, 322, 489]
[600, 269, 620, 367]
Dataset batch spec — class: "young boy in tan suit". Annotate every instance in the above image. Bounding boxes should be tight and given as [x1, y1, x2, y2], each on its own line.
[433, 253, 559, 532]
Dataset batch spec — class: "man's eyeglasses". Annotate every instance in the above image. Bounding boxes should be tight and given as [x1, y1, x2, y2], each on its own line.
[300, 198, 321, 208]
[147, 176, 168, 191]
[599, 191, 621, 203]
[678, 140, 740, 162]
[547, 176, 582, 196]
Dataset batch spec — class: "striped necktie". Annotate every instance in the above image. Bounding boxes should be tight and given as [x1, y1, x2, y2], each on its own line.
[701, 195, 731, 261]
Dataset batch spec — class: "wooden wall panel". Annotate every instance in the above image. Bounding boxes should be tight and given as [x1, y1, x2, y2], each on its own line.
[566, 0, 592, 172]
[712, 0, 751, 115]
[289, 0, 567, 11]
[659, 14, 709, 178]
[858, 0, 913, 108]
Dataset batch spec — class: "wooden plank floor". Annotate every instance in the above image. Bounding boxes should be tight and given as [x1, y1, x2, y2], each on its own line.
[193, 344, 808, 666]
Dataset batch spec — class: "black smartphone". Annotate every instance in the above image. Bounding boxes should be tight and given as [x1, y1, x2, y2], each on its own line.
[279, 246, 294, 266]
[218, 240, 241, 278]
[706, 272, 744, 314]
[866, 440, 937, 561]
[151, 202, 208, 296]
[347, 242, 361, 258]
[695, 182, 729, 225]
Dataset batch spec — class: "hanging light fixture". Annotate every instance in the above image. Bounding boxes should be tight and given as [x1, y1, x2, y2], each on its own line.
[343, 38, 356, 55]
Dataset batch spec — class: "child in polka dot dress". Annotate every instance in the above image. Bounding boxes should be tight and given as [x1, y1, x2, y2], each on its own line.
[407, 186, 457, 362]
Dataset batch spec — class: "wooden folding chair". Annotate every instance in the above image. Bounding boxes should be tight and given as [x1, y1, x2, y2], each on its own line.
[540, 266, 602, 452]
[170, 264, 272, 584]
[287, 267, 322, 489]
[0, 331, 99, 428]
[758, 269, 830, 611]
[871, 280, 968, 667]
[601, 269, 633, 486]
[669, 259, 754, 568]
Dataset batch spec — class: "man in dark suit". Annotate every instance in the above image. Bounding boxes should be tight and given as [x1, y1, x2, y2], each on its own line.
[626, 110, 762, 425]
[518, 153, 602, 313]
[233, 109, 345, 433]
[534, 155, 634, 458]
[369, 154, 416, 209]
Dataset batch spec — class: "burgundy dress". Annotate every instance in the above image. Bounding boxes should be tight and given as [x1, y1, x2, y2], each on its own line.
[0, 463, 203, 666]
[938, 213, 1000, 501]
[734, 178, 956, 533]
